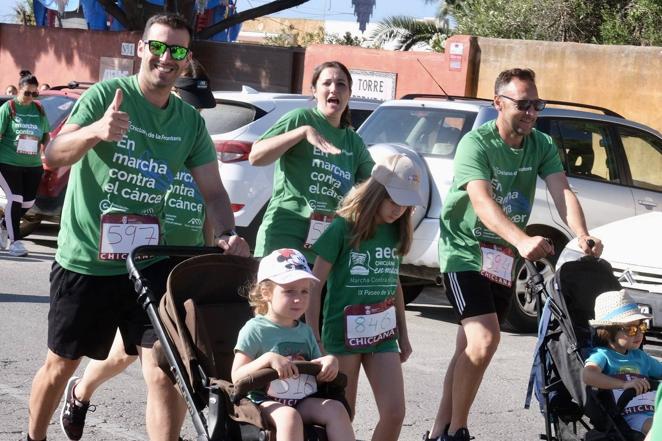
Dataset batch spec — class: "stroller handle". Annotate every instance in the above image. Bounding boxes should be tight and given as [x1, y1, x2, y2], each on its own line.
[126, 245, 222, 279]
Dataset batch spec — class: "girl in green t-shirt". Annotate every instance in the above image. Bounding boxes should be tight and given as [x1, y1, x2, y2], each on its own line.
[232, 248, 355, 441]
[0, 70, 50, 257]
[308, 153, 424, 441]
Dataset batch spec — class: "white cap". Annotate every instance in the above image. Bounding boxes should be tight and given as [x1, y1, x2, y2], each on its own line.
[371, 153, 424, 206]
[257, 249, 319, 285]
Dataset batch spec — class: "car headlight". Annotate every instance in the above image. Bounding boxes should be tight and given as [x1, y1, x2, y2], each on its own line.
[556, 247, 584, 269]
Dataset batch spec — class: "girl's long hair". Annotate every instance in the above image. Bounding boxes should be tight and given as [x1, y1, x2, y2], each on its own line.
[243, 280, 275, 316]
[337, 177, 413, 255]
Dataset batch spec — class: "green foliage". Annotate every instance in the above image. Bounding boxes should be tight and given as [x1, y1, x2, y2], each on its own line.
[369, 16, 450, 51]
[264, 25, 367, 48]
[444, 0, 662, 45]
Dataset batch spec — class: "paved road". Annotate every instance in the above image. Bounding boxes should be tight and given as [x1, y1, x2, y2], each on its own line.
[0, 225, 544, 441]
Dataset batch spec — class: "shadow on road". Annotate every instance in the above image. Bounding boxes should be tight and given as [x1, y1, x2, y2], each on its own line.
[0, 252, 54, 262]
[407, 303, 457, 324]
[0, 292, 49, 303]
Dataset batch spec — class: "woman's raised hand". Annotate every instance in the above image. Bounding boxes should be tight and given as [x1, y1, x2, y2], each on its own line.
[304, 126, 341, 155]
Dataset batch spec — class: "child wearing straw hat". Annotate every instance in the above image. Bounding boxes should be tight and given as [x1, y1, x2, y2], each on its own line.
[582, 289, 662, 437]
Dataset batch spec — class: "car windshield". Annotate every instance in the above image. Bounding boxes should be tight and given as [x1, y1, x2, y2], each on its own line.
[38, 95, 76, 129]
[358, 106, 477, 156]
[201, 101, 263, 135]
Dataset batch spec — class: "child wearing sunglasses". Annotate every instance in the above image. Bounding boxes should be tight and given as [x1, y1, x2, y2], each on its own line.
[582, 289, 662, 437]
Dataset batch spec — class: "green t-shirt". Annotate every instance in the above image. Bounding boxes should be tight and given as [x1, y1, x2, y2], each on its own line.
[163, 168, 205, 246]
[651, 387, 662, 438]
[254, 107, 374, 261]
[438, 120, 563, 273]
[56, 75, 216, 275]
[0, 99, 50, 167]
[234, 315, 321, 404]
[312, 216, 401, 355]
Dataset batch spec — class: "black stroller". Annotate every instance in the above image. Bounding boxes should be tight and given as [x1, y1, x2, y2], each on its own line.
[525, 256, 655, 441]
[126, 246, 350, 441]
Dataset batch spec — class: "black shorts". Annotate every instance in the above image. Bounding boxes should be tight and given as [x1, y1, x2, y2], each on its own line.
[48, 259, 173, 360]
[443, 271, 513, 323]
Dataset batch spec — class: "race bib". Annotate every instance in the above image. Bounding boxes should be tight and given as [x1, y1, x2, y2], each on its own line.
[16, 135, 39, 155]
[304, 212, 334, 249]
[344, 297, 397, 350]
[266, 374, 318, 406]
[99, 213, 160, 260]
[613, 389, 656, 417]
[480, 242, 515, 287]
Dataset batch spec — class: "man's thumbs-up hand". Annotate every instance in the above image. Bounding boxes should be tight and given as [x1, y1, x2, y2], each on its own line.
[94, 88, 129, 142]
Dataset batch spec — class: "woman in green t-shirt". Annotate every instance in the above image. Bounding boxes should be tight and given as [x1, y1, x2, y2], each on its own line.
[307, 154, 425, 441]
[249, 61, 374, 262]
[0, 70, 50, 257]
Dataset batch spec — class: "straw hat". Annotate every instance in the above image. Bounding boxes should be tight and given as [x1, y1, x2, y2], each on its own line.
[589, 289, 652, 327]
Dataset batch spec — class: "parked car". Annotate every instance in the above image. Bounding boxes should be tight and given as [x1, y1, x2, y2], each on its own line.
[0, 82, 88, 236]
[355, 94, 662, 331]
[203, 86, 380, 246]
[556, 212, 662, 337]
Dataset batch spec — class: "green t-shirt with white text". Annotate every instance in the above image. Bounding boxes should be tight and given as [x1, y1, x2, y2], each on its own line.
[0, 99, 50, 167]
[163, 168, 205, 246]
[55, 75, 215, 275]
[438, 119, 563, 273]
[254, 107, 374, 261]
[312, 216, 401, 355]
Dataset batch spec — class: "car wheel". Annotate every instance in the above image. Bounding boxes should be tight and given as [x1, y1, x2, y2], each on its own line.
[502, 257, 556, 333]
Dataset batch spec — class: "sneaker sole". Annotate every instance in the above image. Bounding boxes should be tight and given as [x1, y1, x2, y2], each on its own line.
[60, 376, 81, 440]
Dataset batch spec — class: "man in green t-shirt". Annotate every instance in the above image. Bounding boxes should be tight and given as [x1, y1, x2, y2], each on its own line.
[26, 13, 248, 441]
[424, 68, 603, 441]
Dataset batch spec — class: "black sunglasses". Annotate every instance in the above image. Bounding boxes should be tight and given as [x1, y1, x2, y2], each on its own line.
[24, 91, 39, 97]
[499, 95, 546, 112]
[145, 40, 190, 61]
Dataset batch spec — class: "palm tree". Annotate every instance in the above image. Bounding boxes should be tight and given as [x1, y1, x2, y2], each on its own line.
[13, 0, 35, 25]
[369, 15, 450, 51]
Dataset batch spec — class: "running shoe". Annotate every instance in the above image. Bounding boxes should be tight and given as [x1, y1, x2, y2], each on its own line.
[0, 222, 7, 250]
[60, 376, 95, 440]
[444, 428, 474, 441]
[8, 240, 28, 257]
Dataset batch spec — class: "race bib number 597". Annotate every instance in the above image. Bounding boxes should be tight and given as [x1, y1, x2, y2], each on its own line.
[99, 214, 160, 260]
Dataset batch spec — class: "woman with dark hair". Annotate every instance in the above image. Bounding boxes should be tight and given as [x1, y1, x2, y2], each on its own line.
[0, 70, 50, 256]
[250, 60, 374, 262]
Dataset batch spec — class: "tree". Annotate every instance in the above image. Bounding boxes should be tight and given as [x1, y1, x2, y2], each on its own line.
[445, 0, 662, 45]
[13, 0, 35, 26]
[264, 26, 366, 47]
[369, 16, 451, 51]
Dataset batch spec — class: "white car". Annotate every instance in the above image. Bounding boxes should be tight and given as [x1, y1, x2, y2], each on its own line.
[557, 212, 662, 332]
[201, 86, 379, 246]
[356, 95, 662, 331]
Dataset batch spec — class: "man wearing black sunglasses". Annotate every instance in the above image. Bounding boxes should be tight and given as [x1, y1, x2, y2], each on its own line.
[26, 12, 249, 441]
[425, 68, 604, 441]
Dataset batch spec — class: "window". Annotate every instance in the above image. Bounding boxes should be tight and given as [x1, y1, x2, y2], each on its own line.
[358, 107, 476, 156]
[617, 127, 662, 192]
[38, 95, 76, 129]
[201, 101, 265, 135]
[547, 119, 619, 183]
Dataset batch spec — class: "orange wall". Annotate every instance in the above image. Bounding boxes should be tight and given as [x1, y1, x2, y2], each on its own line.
[0, 24, 141, 89]
[302, 35, 477, 98]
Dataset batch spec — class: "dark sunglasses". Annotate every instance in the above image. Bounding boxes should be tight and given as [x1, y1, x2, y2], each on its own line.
[23, 91, 39, 97]
[499, 95, 546, 112]
[620, 322, 648, 337]
[145, 40, 190, 61]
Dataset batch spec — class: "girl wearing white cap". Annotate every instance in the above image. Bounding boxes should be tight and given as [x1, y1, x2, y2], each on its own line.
[583, 289, 662, 438]
[306, 153, 424, 441]
[232, 248, 355, 441]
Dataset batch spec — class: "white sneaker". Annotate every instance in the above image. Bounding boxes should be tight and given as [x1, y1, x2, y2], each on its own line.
[8, 240, 28, 257]
[0, 223, 7, 250]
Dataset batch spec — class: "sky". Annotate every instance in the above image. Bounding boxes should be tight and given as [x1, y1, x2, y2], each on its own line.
[0, 0, 439, 24]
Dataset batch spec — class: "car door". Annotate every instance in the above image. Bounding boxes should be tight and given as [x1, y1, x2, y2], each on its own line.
[614, 125, 662, 215]
[541, 118, 636, 231]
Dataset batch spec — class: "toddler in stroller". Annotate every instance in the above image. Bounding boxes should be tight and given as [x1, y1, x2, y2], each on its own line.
[232, 248, 355, 441]
[582, 289, 662, 439]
